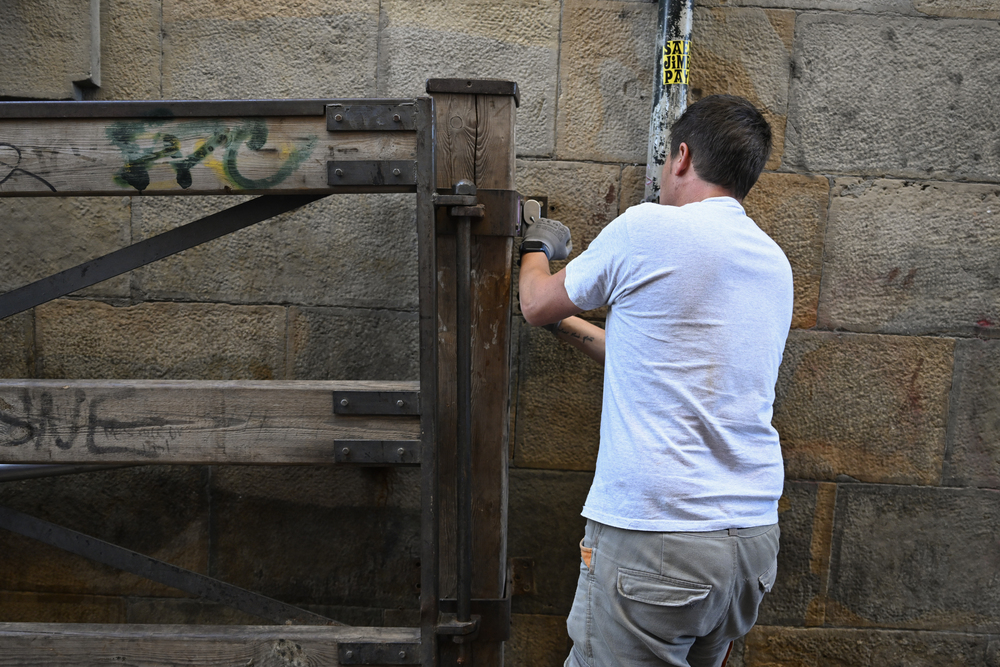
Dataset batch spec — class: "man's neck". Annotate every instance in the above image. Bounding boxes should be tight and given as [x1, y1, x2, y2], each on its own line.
[666, 182, 737, 207]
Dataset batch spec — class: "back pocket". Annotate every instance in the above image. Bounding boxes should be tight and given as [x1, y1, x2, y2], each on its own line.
[758, 563, 777, 593]
[617, 568, 712, 606]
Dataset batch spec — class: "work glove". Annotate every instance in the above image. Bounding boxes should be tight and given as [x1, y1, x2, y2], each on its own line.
[520, 217, 572, 261]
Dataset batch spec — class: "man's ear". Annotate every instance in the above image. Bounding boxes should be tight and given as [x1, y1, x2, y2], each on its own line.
[673, 142, 693, 176]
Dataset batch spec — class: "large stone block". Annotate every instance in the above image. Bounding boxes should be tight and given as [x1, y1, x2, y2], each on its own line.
[161, 1, 379, 98]
[289, 306, 418, 381]
[0, 311, 33, 378]
[773, 330, 954, 485]
[744, 173, 828, 329]
[0, 0, 98, 99]
[786, 14, 1000, 182]
[0, 466, 209, 597]
[94, 0, 161, 101]
[515, 160, 622, 277]
[513, 322, 603, 471]
[0, 591, 125, 623]
[35, 300, 287, 380]
[944, 339, 1000, 488]
[758, 481, 836, 627]
[745, 626, 1000, 667]
[505, 614, 570, 667]
[827, 484, 1000, 632]
[210, 465, 421, 608]
[508, 469, 593, 616]
[0, 197, 130, 299]
[690, 8, 794, 170]
[556, 0, 656, 162]
[818, 179, 1000, 336]
[378, 0, 560, 157]
[914, 0, 1000, 18]
[131, 195, 418, 311]
[696, 0, 912, 11]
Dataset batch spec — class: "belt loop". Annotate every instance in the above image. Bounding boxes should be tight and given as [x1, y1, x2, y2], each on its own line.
[728, 528, 738, 536]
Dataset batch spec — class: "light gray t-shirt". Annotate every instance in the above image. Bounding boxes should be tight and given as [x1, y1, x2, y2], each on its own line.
[564, 197, 793, 532]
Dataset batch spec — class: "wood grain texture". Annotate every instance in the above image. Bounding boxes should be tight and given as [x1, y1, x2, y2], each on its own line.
[0, 117, 415, 196]
[0, 623, 419, 666]
[0, 380, 419, 464]
[429, 87, 516, 667]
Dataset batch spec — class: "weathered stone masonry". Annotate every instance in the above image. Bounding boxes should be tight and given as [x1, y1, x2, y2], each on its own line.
[1, 1, 998, 664]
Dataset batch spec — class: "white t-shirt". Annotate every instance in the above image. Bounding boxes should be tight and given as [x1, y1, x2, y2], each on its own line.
[563, 197, 793, 532]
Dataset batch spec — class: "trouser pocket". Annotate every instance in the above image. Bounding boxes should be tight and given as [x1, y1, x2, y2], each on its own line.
[580, 538, 593, 571]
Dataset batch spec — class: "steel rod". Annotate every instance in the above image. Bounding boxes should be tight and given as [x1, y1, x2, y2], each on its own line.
[644, 0, 694, 203]
[0, 194, 324, 320]
[0, 505, 338, 626]
[456, 212, 473, 628]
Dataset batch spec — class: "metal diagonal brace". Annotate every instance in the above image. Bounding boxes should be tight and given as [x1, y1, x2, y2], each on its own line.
[0, 505, 338, 626]
[0, 194, 325, 321]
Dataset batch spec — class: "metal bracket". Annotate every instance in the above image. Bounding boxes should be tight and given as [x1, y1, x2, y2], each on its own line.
[334, 440, 420, 465]
[436, 613, 481, 644]
[338, 642, 420, 665]
[333, 390, 420, 415]
[328, 160, 417, 187]
[438, 597, 511, 642]
[326, 102, 417, 131]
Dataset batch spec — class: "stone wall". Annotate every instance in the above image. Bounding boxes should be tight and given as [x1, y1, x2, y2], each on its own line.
[1, 1, 998, 665]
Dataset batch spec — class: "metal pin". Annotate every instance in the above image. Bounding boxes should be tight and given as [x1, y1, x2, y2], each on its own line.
[342, 447, 350, 455]
[397, 448, 405, 456]
[345, 650, 353, 658]
[396, 399, 405, 407]
[393, 114, 401, 122]
[340, 398, 349, 406]
[392, 168, 401, 176]
[398, 650, 406, 659]
[335, 169, 344, 177]
[335, 114, 343, 122]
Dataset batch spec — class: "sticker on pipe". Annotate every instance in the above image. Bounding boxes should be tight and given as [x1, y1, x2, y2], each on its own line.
[662, 40, 690, 85]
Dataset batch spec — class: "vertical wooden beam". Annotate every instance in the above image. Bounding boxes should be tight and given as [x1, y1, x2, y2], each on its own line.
[428, 80, 517, 667]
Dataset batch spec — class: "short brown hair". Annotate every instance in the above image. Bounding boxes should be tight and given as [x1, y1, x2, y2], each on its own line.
[669, 95, 772, 200]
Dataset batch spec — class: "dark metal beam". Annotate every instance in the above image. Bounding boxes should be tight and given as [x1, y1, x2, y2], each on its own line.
[0, 505, 339, 626]
[0, 194, 324, 320]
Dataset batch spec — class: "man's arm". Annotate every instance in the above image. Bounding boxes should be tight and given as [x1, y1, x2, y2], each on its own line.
[550, 316, 605, 365]
[518, 253, 581, 326]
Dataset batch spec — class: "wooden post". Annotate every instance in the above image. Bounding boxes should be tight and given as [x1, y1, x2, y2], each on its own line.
[428, 79, 517, 667]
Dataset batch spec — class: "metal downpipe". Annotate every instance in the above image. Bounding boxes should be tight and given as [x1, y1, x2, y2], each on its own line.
[644, 0, 694, 204]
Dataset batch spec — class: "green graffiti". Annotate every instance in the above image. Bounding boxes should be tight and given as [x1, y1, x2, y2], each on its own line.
[106, 119, 316, 192]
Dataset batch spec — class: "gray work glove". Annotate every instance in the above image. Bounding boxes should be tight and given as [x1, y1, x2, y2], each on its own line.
[520, 217, 573, 261]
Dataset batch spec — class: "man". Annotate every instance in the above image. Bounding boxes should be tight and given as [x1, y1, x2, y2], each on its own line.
[518, 95, 792, 667]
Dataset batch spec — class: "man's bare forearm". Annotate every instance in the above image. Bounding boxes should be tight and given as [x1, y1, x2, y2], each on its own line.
[552, 316, 605, 365]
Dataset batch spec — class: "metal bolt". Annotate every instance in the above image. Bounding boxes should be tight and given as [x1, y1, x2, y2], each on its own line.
[523, 583, 530, 591]
[397, 447, 405, 456]
[342, 447, 350, 455]
[340, 398, 349, 406]
[393, 114, 401, 122]
[392, 168, 401, 176]
[335, 114, 343, 122]
[345, 650, 353, 658]
[398, 650, 406, 659]
[396, 399, 405, 407]
[335, 168, 344, 177]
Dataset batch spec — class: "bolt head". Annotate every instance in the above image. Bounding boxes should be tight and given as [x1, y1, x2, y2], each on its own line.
[345, 650, 353, 658]
[342, 447, 350, 455]
[396, 399, 405, 407]
[397, 447, 405, 456]
[335, 168, 344, 177]
[393, 114, 401, 122]
[340, 398, 349, 406]
[392, 168, 401, 176]
[335, 114, 343, 122]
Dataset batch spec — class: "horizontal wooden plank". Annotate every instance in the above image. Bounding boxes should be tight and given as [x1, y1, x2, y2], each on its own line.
[0, 116, 416, 196]
[0, 623, 419, 666]
[0, 380, 420, 464]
